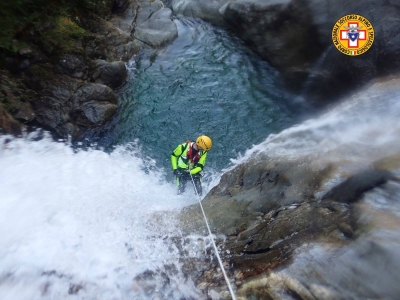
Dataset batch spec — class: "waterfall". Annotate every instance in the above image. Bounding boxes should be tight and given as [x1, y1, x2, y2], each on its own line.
[239, 78, 400, 170]
[0, 132, 208, 299]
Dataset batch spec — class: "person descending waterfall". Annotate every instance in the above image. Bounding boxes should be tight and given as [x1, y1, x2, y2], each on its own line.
[171, 135, 212, 196]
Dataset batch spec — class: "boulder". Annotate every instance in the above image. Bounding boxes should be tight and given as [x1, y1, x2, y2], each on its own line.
[135, 0, 165, 25]
[70, 83, 118, 129]
[80, 12, 141, 61]
[34, 75, 82, 136]
[172, 0, 230, 27]
[53, 54, 89, 80]
[13, 102, 35, 123]
[113, 0, 130, 14]
[90, 59, 127, 89]
[0, 105, 23, 136]
[134, 8, 178, 47]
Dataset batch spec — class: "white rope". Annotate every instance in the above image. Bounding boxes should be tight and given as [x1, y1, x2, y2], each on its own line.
[189, 172, 237, 300]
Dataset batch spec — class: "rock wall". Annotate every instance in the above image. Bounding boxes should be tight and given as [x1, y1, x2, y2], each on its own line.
[171, 0, 400, 107]
[0, 0, 178, 139]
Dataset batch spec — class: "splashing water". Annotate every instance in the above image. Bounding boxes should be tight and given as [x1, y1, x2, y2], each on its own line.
[236, 78, 400, 170]
[0, 132, 210, 300]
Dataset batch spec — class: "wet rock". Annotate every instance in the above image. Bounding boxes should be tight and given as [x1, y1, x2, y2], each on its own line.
[54, 54, 88, 79]
[82, 33, 109, 60]
[90, 59, 127, 89]
[33, 75, 118, 138]
[223, 200, 351, 278]
[373, 154, 400, 172]
[322, 169, 396, 203]
[0, 105, 23, 136]
[68, 283, 84, 295]
[70, 83, 118, 128]
[79, 13, 140, 61]
[34, 75, 82, 134]
[172, 0, 230, 27]
[171, 0, 400, 107]
[134, 8, 178, 48]
[13, 102, 35, 123]
[220, 0, 321, 80]
[113, 0, 130, 14]
[135, 0, 165, 25]
[179, 157, 336, 237]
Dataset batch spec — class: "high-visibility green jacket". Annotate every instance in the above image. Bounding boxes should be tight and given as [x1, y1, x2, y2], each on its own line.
[171, 141, 208, 175]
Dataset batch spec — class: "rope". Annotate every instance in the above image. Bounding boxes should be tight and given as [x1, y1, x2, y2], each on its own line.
[189, 172, 237, 300]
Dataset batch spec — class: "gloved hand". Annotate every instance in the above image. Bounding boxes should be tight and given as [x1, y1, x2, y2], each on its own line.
[190, 171, 202, 177]
[173, 169, 180, 176]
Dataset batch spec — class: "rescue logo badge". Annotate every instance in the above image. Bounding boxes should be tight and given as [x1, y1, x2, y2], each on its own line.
[332, 14, 374, 56]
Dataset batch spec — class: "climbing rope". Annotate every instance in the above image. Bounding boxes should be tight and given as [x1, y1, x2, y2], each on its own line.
[189, 172, 237, 300]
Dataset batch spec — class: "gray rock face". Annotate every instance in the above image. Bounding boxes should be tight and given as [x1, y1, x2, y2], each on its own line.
[35, 75, 82, 134]
[1, 0, 181, 139]
[90, 60, 127, 89]
[54, 54, 89, 80]
[172, 0, 230, 26]
[80, 12, 141, 62]
[34, 76, 118, 138]
[221, 0, 322, 88]
[135, 0, 165, 25]
[32, 0, 179, 139]
[71, 83, 118, 128]
[134, 8, 178, 47]
[0, 106, 23, 136]
[113, 0, 130, 13]
[171, 0, 400, 107]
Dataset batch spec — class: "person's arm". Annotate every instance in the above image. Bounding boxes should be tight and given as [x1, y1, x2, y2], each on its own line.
[171, 143, 184, 170]
[190, 151, 207, 175]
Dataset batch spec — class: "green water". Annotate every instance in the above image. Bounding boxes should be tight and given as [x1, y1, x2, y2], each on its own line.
[94, 18, 306, 176]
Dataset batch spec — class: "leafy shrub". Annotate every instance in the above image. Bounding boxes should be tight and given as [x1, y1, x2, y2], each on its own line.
[39, 17, 86, 53]
[0, 0, 112, 53]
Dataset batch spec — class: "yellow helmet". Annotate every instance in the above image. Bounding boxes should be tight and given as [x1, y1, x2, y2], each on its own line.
[196, 135, 212, 151]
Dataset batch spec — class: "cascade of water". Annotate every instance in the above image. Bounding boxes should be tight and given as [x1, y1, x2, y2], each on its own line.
[237, 78, 400, 168]
[0, 132, 211, 299]
[299, 46, 333, 98]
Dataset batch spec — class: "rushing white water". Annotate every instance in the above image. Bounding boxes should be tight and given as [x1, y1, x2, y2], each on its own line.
[0, 132, 212, 300]
[234, 78, 400, 173]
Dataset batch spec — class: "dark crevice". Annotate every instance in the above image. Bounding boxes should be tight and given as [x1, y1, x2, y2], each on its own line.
[243, 247, 272, 255]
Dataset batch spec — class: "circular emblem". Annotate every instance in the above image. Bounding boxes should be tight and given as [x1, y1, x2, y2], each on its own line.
[332, 14, 374, 56]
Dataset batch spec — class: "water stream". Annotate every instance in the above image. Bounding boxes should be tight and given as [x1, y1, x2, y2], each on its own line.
[0, 133, 204, 299]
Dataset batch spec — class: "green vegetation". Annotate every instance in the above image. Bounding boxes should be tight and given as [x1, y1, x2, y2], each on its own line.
[0, 0, 113, 53]
[40, 16, 86, 53]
